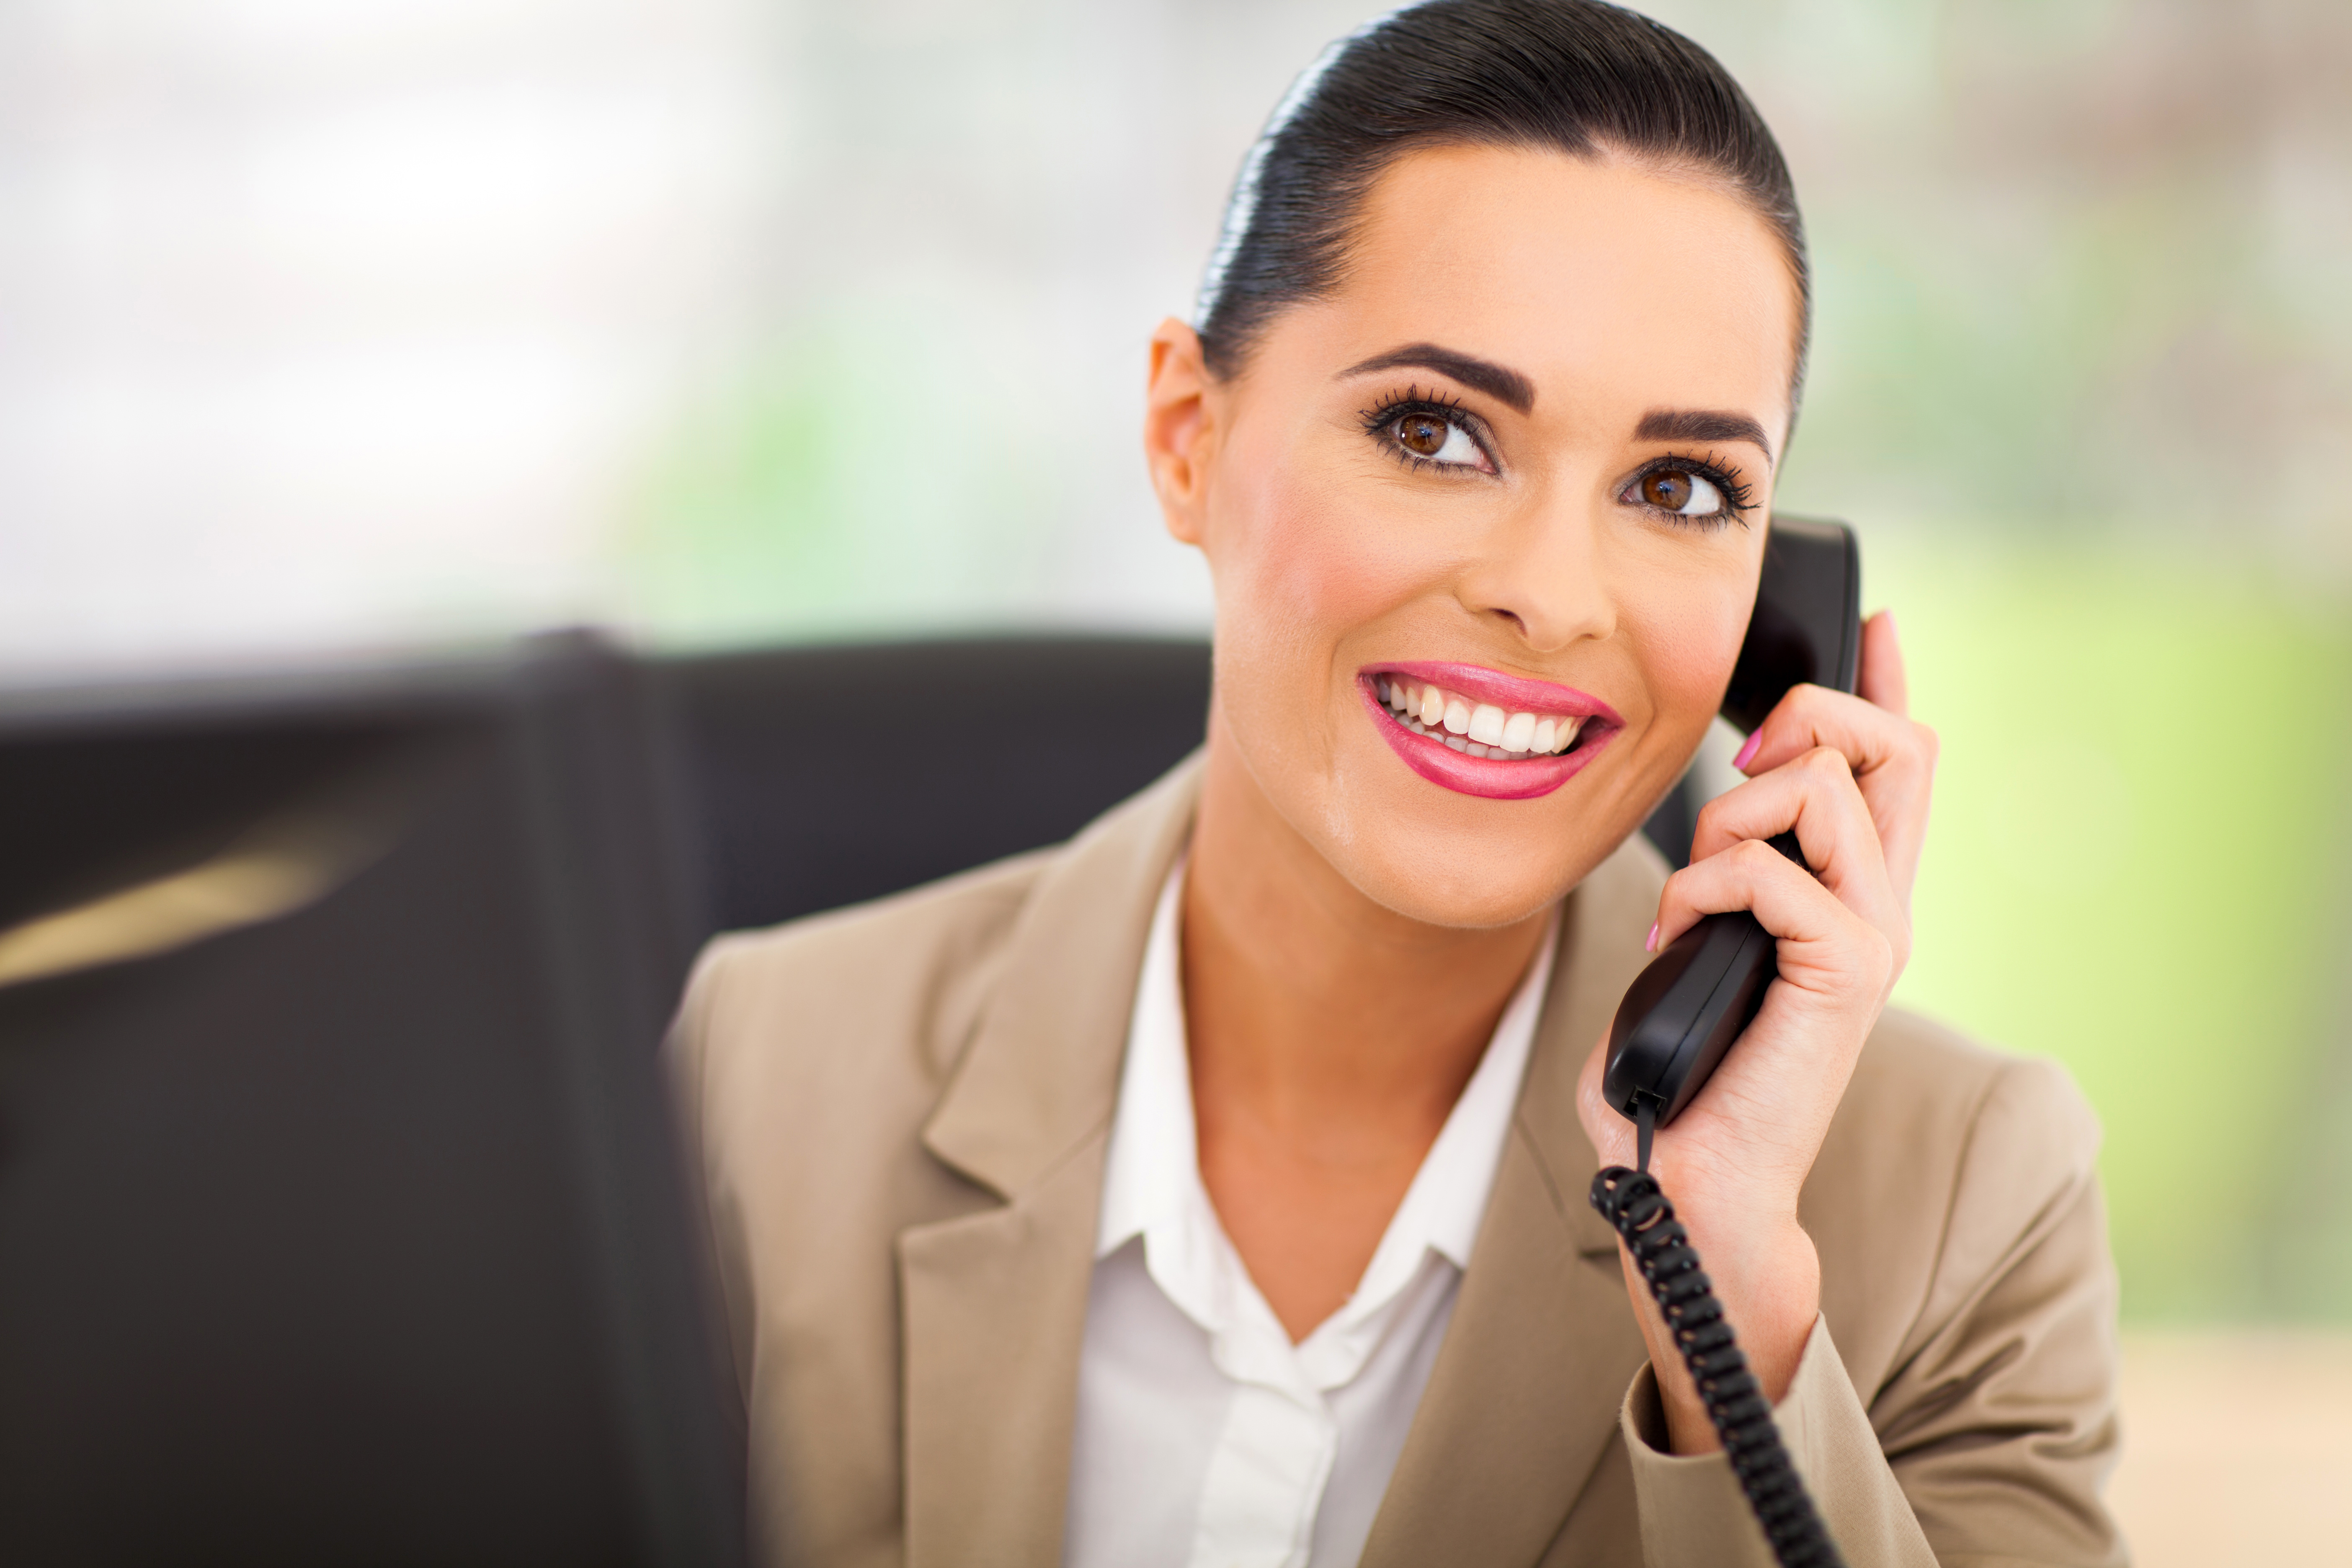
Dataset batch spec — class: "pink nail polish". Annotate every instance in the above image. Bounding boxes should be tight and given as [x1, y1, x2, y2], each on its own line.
[1732, 731, 1761, 771]
[1645, 922, 1659, 952]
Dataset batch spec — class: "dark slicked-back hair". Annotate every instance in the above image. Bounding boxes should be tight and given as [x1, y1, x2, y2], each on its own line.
[1197, 0, 1808, 404]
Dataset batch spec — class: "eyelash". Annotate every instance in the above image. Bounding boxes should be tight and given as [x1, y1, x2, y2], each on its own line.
[1358, 387, 1496, 474]
[1625, 451, 1758, 528]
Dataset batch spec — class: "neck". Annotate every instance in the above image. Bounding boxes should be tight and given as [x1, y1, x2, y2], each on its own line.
[1181, 713, 1550, 1145]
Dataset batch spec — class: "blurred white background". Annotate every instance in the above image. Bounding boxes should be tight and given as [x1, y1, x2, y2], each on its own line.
[11, 0, 2342, 673]
[0, 0, 1245, 670]
[0, 0, 780, 666]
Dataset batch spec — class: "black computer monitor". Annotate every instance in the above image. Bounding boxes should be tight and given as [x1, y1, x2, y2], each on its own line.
[0, 636, 743, 1568]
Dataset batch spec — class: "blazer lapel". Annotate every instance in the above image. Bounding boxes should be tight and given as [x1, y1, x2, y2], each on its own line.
[898, 756, 1202, 1568]
[1360, 837, 1671, 1568]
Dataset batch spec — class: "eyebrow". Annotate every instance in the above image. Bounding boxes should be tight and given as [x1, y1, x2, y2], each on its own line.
[1634, 408, 1776, 465]
[1337, 343, 1536, 415]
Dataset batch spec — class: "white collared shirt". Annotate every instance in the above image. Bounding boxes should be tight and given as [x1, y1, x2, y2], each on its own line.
[1063, 865, 1555, 1568]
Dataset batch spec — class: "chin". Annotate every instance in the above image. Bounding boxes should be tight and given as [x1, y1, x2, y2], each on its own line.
[1309, 750, 1635, 931]
[1329, 839, 1594, 929]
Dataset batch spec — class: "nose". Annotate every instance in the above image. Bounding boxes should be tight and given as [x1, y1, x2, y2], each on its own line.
[1451, 490, 1617, 653]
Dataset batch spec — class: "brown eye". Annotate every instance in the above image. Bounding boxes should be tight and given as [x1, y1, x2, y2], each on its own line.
[1640, 470, 1694, 510]
[1630, 464, 1728, 518]
[1396, 414, 1449, 456]
[1374, 404, 1485, 469]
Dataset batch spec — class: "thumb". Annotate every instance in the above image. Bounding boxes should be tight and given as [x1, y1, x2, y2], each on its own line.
[1576, 1034, 1636, 1167]
[1858, 609, 1908, 717]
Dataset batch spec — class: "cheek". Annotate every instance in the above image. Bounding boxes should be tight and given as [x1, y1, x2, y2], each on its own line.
[1625, 567, 1753, 725]
[1210, 432, 1434, 670]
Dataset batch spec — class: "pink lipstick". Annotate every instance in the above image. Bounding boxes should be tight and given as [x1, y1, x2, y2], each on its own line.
[1359, 661, 1621, 801]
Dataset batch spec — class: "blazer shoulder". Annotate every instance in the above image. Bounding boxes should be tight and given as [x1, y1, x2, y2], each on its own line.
[1808, 1005, 2104, 1390]
[671, 847, 1060, 1127]
[1836, 1006, 2102, 1186]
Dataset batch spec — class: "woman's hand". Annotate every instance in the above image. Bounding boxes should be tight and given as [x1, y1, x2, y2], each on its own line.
[1576, 610, 1938, 1454]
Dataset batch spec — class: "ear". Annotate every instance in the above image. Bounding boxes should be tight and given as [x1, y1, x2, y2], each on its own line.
[1143, 317, 1217, 547]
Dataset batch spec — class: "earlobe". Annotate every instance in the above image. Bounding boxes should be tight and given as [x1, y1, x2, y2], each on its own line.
[1143, 317, 1214, 547]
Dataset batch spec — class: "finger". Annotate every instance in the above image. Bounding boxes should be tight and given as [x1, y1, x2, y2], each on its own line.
[1654, 836, 1860, 956]
[1858, 609, 1907, 717]
[1738, 682, 1929, 785]
[1694, 745, 1875, 874]
[1687, 748, 1902, 946]
[1576, 1035, 1639, 1166]
[1654, 842, 1899, 1012]
[1733, 684, 1937, 905]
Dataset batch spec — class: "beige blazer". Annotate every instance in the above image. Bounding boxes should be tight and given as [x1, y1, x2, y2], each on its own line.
[668, 756, 2125, 1567]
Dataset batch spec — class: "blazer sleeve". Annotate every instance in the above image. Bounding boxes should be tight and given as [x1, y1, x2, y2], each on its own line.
[1618, 1055, 2127, 1568]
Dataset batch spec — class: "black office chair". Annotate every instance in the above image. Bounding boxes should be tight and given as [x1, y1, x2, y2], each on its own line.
[645, 635, 1221, 937]
[647, 633, 1703, 943]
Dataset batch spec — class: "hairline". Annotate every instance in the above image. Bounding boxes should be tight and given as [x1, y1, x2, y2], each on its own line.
[1199, 131, 1812, 428]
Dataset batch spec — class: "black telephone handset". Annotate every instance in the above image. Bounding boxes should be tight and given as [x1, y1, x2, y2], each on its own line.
[1588, 516, 1862, 1568]
[1602, 515, 1863, 1136]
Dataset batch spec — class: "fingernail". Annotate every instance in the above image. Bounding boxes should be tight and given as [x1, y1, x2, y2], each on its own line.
[1732, 731, 1761, 771]
[1645, 922, 1659, 952]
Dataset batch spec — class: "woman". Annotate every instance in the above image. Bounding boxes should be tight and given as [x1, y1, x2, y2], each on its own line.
[668, 3, 2123, 1564]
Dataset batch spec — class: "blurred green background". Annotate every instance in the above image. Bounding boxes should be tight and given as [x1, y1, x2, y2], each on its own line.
[1725, 0, 2352, 1322]
[1881, 541, 2352, 1320]
[4, 0, 2344, 1323]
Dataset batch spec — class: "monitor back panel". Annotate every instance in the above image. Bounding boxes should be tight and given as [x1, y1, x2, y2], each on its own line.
[0, 647, 739, 1568]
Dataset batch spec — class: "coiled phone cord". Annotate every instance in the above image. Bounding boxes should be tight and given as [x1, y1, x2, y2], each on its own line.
[1589, 1098, 1847, 1568]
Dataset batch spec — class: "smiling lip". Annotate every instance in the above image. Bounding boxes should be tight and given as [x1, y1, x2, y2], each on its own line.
[1360, 660, 1622, 802]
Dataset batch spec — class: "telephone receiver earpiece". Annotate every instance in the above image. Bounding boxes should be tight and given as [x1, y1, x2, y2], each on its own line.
[1601, 516, 1862, 1133]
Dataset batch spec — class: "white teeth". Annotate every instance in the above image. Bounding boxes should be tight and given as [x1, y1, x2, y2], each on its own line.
[1377, 676, 1590, 761]
[1375, 678, 1390, 704]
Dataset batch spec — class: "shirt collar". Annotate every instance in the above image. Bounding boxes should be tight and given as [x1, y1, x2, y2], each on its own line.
[1380, 919, 1552, 1272]
[1096, 856, 1554, 1288]
[1095, 857, 1197, 1259]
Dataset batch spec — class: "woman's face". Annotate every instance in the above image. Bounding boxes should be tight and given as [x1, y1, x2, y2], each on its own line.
[1154, 143, 1801, 928]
